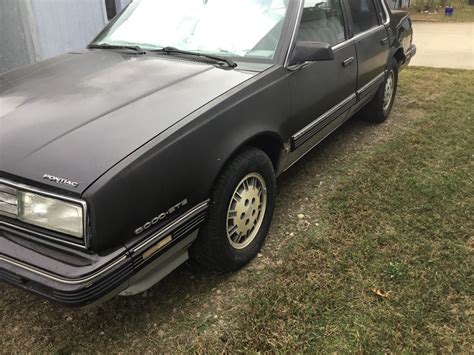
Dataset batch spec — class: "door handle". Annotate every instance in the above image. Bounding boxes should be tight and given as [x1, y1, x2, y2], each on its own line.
[381, 37, 389, 45]
[342, 57, 354, 67]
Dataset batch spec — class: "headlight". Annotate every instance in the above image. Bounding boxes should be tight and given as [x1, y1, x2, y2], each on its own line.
[19, 192, 84, 238]
[0, 181, 85, 240]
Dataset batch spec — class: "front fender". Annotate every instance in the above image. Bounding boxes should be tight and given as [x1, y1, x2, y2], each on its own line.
[83, 67, 291, 251]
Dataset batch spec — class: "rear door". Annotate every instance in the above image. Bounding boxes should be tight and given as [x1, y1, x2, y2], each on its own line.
[287, 0, 357, 160]
[345, 0, 390, 103]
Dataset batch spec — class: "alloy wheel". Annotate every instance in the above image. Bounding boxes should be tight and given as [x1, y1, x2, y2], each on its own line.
[226, 173, 267, 250]
[383, 70, 395, 111]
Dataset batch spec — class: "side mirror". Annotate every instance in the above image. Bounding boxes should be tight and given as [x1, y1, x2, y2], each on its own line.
[289, 41, 335, 66]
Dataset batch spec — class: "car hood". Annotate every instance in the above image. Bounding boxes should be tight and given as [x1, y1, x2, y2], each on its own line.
[0, 51, 255, 193]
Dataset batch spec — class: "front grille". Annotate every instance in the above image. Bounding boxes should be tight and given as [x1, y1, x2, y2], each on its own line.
[0, 220, 86, 250]
[0, 184, 18, 217]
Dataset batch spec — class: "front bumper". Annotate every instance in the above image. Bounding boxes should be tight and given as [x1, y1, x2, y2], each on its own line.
[0, 201, 208, 307]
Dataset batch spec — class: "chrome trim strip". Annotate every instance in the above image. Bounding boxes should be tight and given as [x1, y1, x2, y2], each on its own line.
[332, 0, 391, 52]
[357, 71, 386, 96]
[0, 254, 127, 285]
[285, 0, 390, 58]
[380, 0, 391, 26]
[397, 14, 410, 28]
[0, 200, 210, 285]
[292, 93, 357, 141]
[290, 70, 386, 152]
[285, 110, 350, 172]
[284, 0, 304, 68]
[333, 25, 385, 51]
[132, 200, 210, 254]
[0, 178, 88, 248]
[405, 44, 416, 58]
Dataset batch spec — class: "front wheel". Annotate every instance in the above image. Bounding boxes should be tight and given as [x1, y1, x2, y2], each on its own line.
[360, 58, 399, 123]
[190, 147, 276, 272]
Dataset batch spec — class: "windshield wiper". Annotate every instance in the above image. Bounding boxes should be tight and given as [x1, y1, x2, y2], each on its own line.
[151, 47, 237, 68]
[88, 43, 146, 55]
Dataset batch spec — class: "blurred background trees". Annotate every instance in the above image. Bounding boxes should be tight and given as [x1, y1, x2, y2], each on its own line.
[413, 0, 468, 11]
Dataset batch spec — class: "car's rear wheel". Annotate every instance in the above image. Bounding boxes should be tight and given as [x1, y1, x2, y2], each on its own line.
[190, 147, 276, 272]
[360, 57, 399, 123]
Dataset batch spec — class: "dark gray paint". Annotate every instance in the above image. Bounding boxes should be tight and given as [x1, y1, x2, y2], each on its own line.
[0, 51, 254, 195]
[0, 0, 416, 306]
[0, 0, 415, 252]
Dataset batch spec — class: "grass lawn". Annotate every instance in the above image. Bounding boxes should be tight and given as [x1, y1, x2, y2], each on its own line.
[409, 0, 474, 22]
[1, 68, 473, 352]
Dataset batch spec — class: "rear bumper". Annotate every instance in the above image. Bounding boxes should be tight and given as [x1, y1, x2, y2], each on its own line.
[404, 44, 417, 66]
[0, 201, 208, 307]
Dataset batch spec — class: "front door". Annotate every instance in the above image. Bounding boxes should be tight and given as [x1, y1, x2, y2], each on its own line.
[287, 0, 357, 162]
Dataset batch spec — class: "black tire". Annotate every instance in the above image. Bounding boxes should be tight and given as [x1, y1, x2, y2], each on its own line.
[360, 58, 399, 123]
[190, 147, 276, 272]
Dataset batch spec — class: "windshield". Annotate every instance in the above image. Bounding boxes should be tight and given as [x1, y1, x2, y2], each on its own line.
[93, 0, 289, 61]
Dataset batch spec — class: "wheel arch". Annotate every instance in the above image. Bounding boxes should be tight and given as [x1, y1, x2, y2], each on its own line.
[243, 132, 284, 171]
[210, 131, 284, 193]
[393, 46, 406, 66]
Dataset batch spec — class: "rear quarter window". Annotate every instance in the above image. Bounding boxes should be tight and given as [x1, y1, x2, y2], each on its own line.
[347, 0, 380, 35]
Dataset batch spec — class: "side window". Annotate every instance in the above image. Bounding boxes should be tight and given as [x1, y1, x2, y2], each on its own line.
[297, 0, 346, 46]
[348, 0, 380, 35]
